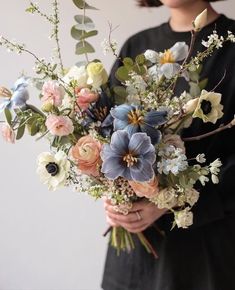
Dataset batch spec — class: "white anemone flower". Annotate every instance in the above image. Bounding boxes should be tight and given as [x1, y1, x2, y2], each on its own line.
[157, 42, 189, 79]
[37, 151, 70, 191]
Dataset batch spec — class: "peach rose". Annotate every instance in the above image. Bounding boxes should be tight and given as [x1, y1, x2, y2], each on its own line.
[71, 135, 102, 176]
[129, 176, 159, 198]
[75, 87, 99, 110]
[45, 115, 74, 136]
[41, 81, 65, 107]
[163, 134, 185, 153]
[1, 123, 15, 144]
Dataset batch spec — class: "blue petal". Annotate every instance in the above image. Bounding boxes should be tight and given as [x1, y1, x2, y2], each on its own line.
[144, 110, 167, 126]
[100, 144, 120, 161]
[143, 147, 156, 164]
[101, 113, 113, 128]
[130, 159, 154, 182]
[110, 104, 132, 121]
[11, 88, 29, 107]
[12, 76, 29, 92]
[101, 156, 125, 179]
[121, 167, 132, 180]
[125, 124, 139, 136]
[128, 132, 151, 155]
[113, 119, 128, 131]
[140, 124, 162, 145]
[110, 130, 129, 155]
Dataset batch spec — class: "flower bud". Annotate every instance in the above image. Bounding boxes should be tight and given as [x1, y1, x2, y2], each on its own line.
[193, 9, 207, 32]
[0, 86, 12, 98]
[41, 102, 54, 112]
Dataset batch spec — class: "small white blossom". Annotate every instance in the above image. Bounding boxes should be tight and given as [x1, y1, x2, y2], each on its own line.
[227, 31, 235, 43]
[199, 175, 209, 186]
[211, 174, 219, 184]
[209, 158, 222, 175]
[196, 153, 206, 163]
[101, 38, 118, 55]
[175, 207, 193, 229]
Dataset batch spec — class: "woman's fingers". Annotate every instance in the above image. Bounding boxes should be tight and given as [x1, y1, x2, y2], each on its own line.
[106, 210, 142, 223]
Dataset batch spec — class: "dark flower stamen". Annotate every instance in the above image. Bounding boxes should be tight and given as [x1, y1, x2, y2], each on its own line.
[46, 162, 59, 176]
[201, 100, 212, 115]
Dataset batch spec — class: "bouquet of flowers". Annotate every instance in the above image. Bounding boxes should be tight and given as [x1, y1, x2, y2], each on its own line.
[1, 1, 235, 257]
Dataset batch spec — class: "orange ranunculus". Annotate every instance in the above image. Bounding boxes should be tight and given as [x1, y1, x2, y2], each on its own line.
[71, 135, 102, 177]
[129, 176, 159, 198]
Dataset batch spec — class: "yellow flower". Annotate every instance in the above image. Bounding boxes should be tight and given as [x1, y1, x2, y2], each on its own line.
[193, 89, 223, 124]
[86, 62, 108, 89]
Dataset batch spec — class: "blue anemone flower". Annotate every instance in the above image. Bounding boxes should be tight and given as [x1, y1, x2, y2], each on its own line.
[110, 104, 167, 144]
[101, 130, 156, 182]
[0, 76, 29, 113]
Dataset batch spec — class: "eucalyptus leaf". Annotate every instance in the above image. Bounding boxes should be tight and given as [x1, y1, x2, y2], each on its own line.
[16, 123, 26, 140]
[123, 57, 134, 69]
[199, 78, 208, 90]
[135, 54, 146, 65]
[189, 71, 199, 82]
[72, 0, 98, 10]
[71, 26, 98, 40]
[113, 86, 128, 98]
[75, 41, 95, 55]
[29, 119, 40, 136]
[189, 82, 201, 97]
[74, 15, 95, 30]
[115, 66, 130, 82]
[4, 108, 12, 125]
[133, 64, 146, 76]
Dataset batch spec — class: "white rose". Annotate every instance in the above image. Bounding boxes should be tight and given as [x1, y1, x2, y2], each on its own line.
[175, 208, 193, 229]
[86, 62, 108, 89]
[63, 65, 88, 87]
[185, 188, 200, 207]
[144, 49, 158, 63]
[154, 187, 177, 209]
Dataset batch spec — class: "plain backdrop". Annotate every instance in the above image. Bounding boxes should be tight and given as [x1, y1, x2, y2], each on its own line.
[0, 1, 234, 290]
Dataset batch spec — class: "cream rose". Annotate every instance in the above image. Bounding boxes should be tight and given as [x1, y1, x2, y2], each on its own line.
[86, 62, 108, 89]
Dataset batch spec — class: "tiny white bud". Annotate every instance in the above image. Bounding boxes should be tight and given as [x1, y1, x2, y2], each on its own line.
[193, 9, 207, 32]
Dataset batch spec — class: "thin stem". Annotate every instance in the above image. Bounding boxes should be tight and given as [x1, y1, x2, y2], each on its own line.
[53, 0, 64, 73]
[182, 119, 235, 142]
[82, 2, 89, 64]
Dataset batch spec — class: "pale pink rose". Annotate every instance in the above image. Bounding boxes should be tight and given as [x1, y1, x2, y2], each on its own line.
[75, 87, 99, 110]
[1, 123, 15, 144]
[45, 115, 74, 136]
[163, 134, 186, 153]
[71, 135, 102, 177]
[41, 81, 65, 107]
[129, 176, 159, 198]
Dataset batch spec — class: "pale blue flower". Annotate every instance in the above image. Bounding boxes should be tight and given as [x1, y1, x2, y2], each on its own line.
[101, 130, 156, 182]
[0, 76, 29, 113]
[110, 104, 167, 144]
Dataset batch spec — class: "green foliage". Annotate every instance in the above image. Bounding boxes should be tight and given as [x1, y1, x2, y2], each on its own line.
[113, 86, 128, 105]
[74, 15, 95, 30]
[72, 0, 98, 10]
[71, 26, 98, 41]
[16, 121, 26, 140]
[135, 54, 146, 65]
[75, 40, 95, 55]
[4, 108, 12, 126]
[115, 66, 130, 82]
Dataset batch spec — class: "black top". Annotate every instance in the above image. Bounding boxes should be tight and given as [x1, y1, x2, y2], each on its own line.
[102, 15, 235, 290]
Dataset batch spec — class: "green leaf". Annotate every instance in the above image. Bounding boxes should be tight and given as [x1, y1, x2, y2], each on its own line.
[74, 15, 95, 30]
[189, 71, 199, 82]
[75, 41, 95, 55]
[113, 86, 127, 104]
[123, 57, 134, 69]
[72, 0, 98, 10]
[133, 64, 146, 76]
[71, 26, 98, 40]
[28, 119, 40, 136]
[135, 54, 146, 65]
[16, 123, 25, 140]
[4, 108, 12, 125]
[189, 82, 201, 97]
[115, 66, 130, 82]
[199, 78, 208, 90]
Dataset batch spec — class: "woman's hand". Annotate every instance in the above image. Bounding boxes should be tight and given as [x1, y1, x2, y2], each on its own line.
[104, 198, 167, 233]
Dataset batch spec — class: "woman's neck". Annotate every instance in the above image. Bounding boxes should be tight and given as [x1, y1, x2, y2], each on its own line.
[169, 2, 220, 32]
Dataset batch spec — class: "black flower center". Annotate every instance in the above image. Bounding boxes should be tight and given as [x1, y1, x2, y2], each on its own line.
[201, 100, 212, 115]
[46, 162, 59, 176]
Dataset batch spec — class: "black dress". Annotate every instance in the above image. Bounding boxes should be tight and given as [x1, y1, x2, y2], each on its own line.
[102, 15, 235, 290]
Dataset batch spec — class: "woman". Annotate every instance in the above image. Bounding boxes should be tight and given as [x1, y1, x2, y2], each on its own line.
[102, 1, 235, 289]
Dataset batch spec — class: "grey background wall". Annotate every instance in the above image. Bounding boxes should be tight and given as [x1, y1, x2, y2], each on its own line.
[0, 1, 234, 290]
